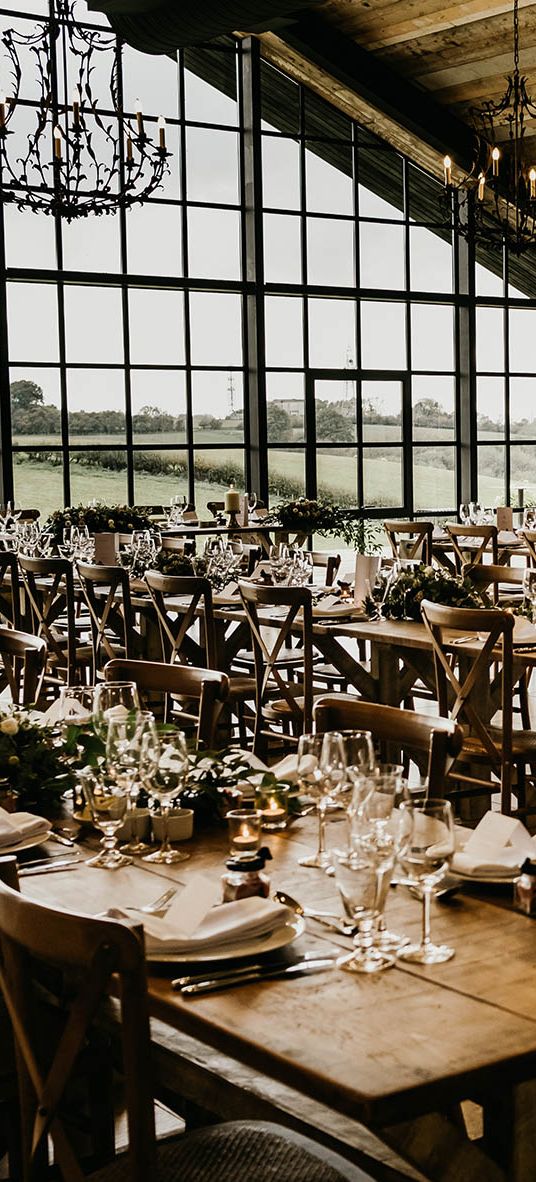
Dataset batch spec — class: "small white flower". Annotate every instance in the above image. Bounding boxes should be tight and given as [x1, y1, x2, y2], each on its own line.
[0, 716, 19, 735]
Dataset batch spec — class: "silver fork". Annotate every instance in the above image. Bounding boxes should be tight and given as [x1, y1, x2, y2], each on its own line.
[125, 887, 177, 915]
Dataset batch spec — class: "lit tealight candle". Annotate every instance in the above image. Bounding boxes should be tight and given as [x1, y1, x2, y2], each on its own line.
[158, 115, 166, 151]
[233, 823, 259, 851]
[443, 155, 452, 187]
[227, 808, 262, 853]
[53, 124, 62, 160]
[492, 146, 500, 177]
[530, 168, 536, 200]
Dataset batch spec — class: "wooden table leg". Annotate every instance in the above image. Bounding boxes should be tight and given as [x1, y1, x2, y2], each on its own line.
[483, 1079, 536, 1182]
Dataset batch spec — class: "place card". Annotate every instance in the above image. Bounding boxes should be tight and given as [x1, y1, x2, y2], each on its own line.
[165, 875, 221, 938]
[496, 506, 513, 531]
[354, 555, 380, 606]
[464, 810, 534, 858]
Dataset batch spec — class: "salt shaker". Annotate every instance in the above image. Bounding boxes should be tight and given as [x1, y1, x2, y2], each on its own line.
[514, 858, 536, 916]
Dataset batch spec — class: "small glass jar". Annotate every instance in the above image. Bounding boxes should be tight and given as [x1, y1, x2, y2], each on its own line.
[222, 847, 272, 902]
[514, 858, 536, 916]
[255, 785, 289, 830]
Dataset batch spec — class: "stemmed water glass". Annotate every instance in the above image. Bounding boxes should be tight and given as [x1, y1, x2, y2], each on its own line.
[79, 767, 132, 870]
[141, 726, 190, 864]
[106, 710, 158, 855]
[93, 681, 140, 740]
[333, 850, 396, 973]
[397, 799, 456, 964]
[296, 731, 354, 869]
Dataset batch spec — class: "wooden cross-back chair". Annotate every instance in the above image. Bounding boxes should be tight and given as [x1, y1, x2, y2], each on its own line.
[310, 552, 341, 586]
[76, 562, 140, 681]
[0, 853, 385, 1182]
[0, 550, 21, 630]
[313, 696, 463, 796]
[0, 627, 47, 706]
[518, 528, 536, 567]
[0, 507, 40, 522]
[462, 562, 532, 729]
[18, 555, 92, 688]
[421, 598, 536, 816]
[144, 572, 217, 668]
[104, 658, 229, 746]
[383, 520, 434, 565]
[444, 523, 499, 573]
[239, 583, 315, 757]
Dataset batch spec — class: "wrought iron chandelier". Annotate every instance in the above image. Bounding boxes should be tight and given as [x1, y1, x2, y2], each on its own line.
[442, 0, 536, 255]
[0, 0, 171, 220]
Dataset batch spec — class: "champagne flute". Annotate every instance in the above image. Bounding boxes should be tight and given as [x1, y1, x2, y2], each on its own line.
[397, 799, 456, 965]
[93, 681, 140, 740]
[79, 767, 132, 870]
[141, 726, 189, 864]
[106, 710, 157, 855]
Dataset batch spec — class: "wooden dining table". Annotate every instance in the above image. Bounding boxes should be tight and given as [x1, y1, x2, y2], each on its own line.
[18, 813, 536, 1182]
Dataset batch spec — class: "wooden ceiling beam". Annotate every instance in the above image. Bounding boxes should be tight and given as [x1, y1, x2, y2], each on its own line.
[272, 11, 477, 170]
[319, 0, 536, 53]
[377, 9, 536, 78]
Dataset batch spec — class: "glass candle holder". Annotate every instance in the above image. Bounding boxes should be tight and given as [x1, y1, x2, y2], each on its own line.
[255, 785, 289, 831]
[227, 808, 263, 854]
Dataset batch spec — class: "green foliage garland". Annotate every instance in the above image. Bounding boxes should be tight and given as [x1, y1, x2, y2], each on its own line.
[383, 563, 479, 621]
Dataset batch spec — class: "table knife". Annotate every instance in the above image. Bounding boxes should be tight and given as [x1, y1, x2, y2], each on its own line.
[172, 951, 336, 990]
[180, 958, 336, 995]
[18, 859, 83, 877]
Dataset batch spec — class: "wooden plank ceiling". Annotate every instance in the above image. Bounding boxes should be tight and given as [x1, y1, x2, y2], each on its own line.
[255, 0, 536, 182]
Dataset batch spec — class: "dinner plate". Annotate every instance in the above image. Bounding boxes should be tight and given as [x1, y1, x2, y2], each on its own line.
[451, 867, 518, 884]
[145, 913, 305, 964]
[0, 829, 51, 856]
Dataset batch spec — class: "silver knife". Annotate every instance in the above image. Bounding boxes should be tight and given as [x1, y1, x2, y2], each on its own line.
[17, 853, 81, 870]
[180, 958, 336, 996]
[172, 951, 336, 990]
[19, 860, 83, 877]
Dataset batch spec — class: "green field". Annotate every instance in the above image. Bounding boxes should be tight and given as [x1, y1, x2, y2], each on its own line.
[13, 426, 532, 523]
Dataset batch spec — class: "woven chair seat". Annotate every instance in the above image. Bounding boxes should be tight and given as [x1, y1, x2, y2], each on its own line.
[89, 1121, 376, 1182]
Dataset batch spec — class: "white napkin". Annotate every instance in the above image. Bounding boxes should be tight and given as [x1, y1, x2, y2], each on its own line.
[452, 812, 536, 877]
[0, 808, 50, 847]
[512, 617, 536, 647]
[133, 897, 292, 956]
[312, 596, 363, 619]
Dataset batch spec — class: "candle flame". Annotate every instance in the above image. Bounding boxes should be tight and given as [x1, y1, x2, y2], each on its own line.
[268, 797, 278, 812]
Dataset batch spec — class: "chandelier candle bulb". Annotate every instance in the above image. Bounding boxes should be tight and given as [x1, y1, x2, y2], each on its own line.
[158, 116, 166, 151]
[478, 173, 485, 202]
[492, 147, 500, 177]
[135, 99, 144, 136]
[0, 97, 5, 129]
[72, 87, 80, 126]
[443, 155, 452, 186]
[530, 168, 536, 199]
[53, 125, 62, 160]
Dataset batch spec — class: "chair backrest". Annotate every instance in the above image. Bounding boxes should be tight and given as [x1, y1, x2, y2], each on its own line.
[0, 856, 155, 1182]
[383, 520, 434, 564]
[0, 508, 40, 522]
[462, 561, 524, 606]
[239, 583, 313, 754]
[144, 571, 217, 669]
[310, 552, 341, 587]
[313, 696, 463, 796]
[76, 562, 137, 680]
[206, 501, 224, 518]
[0, 626, 47, 706]
[420, 598, 514, 813]
[444, 522, 499, 572]
[518, 528, 536, 567]
[104, 658, 229, 746]
[0, 550, 21, 629]
[18, 555, 78, 686]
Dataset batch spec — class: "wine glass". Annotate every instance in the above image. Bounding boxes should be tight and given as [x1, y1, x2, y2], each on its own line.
[522, 569, 536, 622]
[373, 559, 399, 621]
[141, 726, 190, 864]
[93, 681, 140, 740]
[333, 849, 396, 974]
[397, 799, 456, 965]
[338, 731, 376, 817]
[79, 767, 132, 870]
[106, 710, 157, 855]
[523, 507, 536, 529]
[296, 733, 330, 868]
[459, 503, 470, 525]
[247, 491, 258, 519]
[58, 685, 95, 729]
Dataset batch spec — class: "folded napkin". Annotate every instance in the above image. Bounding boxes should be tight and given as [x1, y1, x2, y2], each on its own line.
[452, 811, 536, 877]
[0, 808, 50, 848]
[124, 897, 292, 956]
[312, 596, 361, 619]
[512, 617, 536, 648]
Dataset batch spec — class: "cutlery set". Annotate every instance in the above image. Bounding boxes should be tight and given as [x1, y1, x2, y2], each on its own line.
[173, 957, 337, 995]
